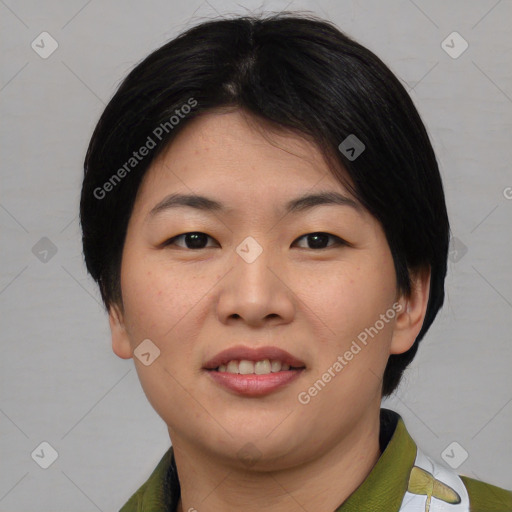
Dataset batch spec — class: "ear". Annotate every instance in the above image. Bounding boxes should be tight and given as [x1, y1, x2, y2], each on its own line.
[390, 266, 431, 355]
[108, 303, 133, 359]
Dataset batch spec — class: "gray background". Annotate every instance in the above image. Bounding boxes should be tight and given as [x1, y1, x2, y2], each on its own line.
[1, 0, 511, 510]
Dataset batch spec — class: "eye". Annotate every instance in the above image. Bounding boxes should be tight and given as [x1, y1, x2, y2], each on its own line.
[293, 232, 348, 250]
[163, 231, 348, 250]
[163, 232, 218, 250]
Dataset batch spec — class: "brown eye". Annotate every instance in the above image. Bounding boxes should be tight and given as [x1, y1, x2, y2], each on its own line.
[293, 232, 347, 250]
[164, 232, 217, 249]
[163, 231, 347, 250]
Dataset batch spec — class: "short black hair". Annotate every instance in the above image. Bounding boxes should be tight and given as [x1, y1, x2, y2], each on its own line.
[80, 12, 450, 397]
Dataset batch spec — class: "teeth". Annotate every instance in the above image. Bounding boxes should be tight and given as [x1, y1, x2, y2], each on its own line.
[239, 360, 254, 374]
[226, 361, 239, 373]
[215, 359, 298, 374]
[254, 359, 271, 374]
[270, 360, 282, 372]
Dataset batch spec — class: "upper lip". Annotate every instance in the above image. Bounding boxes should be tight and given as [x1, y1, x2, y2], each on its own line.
[203, 345, 306, 370]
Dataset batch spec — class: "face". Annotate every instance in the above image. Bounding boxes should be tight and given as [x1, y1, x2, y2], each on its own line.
[109, 109, 428, 470]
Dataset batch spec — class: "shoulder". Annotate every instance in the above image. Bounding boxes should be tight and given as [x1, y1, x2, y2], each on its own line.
[460, 474, 512, 512]
[119, 488, 143, 512]
[401, 446, 512, 512]
[118, 446, 177, 512]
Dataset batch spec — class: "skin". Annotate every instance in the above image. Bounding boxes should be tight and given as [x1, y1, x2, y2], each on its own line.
[109, 109, 430, 512]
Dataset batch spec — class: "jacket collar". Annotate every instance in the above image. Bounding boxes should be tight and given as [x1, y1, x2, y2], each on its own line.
[120, 408, 417, 512]
[337, 408, 417, 511]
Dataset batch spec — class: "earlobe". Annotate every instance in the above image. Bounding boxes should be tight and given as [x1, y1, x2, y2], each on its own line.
[108, 304, 133, 360]
[390, 267, 431, 355]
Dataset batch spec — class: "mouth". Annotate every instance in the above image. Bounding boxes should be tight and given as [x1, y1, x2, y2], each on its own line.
[207, 359, 305, 374]
[203, 346, 306, 396]
[203, 345, 306, 372]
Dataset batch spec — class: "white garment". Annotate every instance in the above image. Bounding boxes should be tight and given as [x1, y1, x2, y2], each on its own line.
[398, 447, 470, 512]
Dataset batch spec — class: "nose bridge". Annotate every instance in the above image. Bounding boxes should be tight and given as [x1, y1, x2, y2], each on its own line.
[216, 234, 294, 325]
[233, 234, 278, 298]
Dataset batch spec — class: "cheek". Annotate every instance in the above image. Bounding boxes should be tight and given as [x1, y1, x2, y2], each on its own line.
[121, 253, 217, 357]
[119, 256, 210, 399]
[120, 254, 206, 342]
[299, 261, 397, 411]
[307, 259, 395, 341]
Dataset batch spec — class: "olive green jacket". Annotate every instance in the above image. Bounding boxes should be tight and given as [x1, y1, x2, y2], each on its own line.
[119, 409, 512, 512]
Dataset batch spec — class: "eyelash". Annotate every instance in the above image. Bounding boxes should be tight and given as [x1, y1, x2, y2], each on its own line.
[163, 232, 349, 250]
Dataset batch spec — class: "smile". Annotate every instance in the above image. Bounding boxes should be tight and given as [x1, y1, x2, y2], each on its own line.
[213, 359, 303, 374]
[202, 345, 307, 396]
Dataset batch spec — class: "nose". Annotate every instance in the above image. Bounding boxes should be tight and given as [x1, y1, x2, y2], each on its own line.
[215, 240, 296, 328]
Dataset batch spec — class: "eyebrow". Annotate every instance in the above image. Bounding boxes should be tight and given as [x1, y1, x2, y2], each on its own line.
[147, 190, 362, 220]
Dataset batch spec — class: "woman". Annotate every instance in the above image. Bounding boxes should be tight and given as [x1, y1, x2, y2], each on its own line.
[80, 12, 512, 512]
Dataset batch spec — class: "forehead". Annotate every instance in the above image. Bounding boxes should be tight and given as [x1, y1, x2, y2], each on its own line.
[133, 109, 356, 215]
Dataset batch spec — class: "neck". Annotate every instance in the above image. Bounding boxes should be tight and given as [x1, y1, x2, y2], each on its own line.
[172, 409, 382, 512]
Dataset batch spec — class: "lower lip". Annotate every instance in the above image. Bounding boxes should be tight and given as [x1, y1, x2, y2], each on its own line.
[205, 369, 305, 397]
